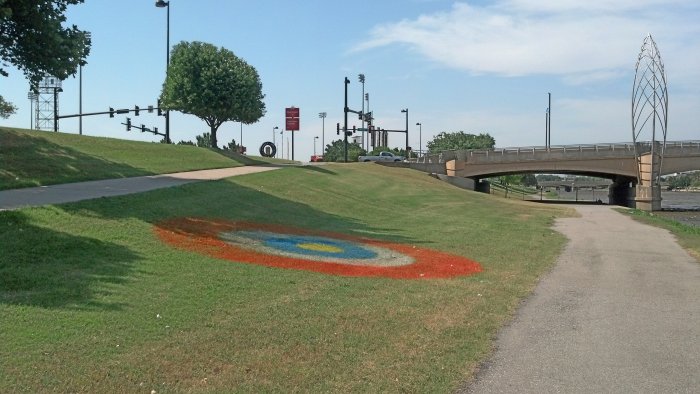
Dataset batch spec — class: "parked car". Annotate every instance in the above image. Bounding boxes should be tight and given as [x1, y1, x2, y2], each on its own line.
[358, 151, 405, 162]
[310, 155, 323, 162]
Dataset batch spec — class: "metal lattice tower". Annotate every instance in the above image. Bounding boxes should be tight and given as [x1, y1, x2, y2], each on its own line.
[35, 76, 62, 131]
[632, 34, 668, 186]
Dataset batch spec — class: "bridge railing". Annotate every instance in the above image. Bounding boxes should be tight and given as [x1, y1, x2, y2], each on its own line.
[416, 140, 700, 165]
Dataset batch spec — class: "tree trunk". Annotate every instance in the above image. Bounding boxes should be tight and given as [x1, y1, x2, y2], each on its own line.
[210, 123, 219, 149]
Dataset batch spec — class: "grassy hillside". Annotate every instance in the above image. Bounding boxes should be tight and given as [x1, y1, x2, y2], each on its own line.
[0, 127, 245, 190]
[0, 163, 571, 392]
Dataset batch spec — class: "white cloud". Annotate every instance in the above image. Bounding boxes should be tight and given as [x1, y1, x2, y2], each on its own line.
[353, 1, 700, 82]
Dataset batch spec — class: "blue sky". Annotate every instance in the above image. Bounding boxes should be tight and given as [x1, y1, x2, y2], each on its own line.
[2, 0, 699, 160]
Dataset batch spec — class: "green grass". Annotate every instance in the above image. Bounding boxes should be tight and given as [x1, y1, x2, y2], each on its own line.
[1, 164, 571, 392]
[0, 127, 286, 190]
[620, 208, 700, 262]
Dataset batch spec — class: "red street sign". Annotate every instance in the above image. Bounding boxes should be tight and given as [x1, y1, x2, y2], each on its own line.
[285, 107, 299, 118]
[286, 117, 300, 131]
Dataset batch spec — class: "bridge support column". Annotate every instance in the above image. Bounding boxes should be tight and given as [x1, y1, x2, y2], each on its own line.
[445, 159, 465, 177]
[633, 151, 662, 211]
[609, 177, 635, 207]
[475, 179, 490, 194]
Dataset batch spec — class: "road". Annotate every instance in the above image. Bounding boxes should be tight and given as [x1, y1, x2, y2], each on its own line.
[461, 205, 700, 393]
[0, 166, 280, 210]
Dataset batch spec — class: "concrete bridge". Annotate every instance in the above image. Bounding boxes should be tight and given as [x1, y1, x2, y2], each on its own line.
[404, 140, 700, 211]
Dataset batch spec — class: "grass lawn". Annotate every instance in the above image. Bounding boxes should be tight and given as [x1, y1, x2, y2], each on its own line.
[1, 164, 571, 392]
[0, 127, 270, 190]
[620, 208, 700, 262]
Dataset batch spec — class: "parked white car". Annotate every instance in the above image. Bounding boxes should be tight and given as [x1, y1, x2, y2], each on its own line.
[358, 151, 405, 162]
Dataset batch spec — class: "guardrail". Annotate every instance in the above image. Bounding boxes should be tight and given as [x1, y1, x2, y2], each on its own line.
[416, 140, 700, 165]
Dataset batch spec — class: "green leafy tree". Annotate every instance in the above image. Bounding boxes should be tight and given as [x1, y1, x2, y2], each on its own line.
[0, 0, 91, 86]
[498, 174, 521, 198]
[177, 140, 195, 146]
[323, 139, 366, 162]
[520, 174, 538, 187]
[159, 41, 265, 148]
[195, 132, 212, 148]
[426, 131, 495, 153]
[0, 95, 16, 118]
[221, 139, 239, 151]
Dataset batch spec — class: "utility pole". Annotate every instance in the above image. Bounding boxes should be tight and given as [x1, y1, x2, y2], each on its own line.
[344, 77, 349, 163]
[401, 108, 409, 154]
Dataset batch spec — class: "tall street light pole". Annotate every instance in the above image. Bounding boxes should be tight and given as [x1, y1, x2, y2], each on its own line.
[358, 74, 365, 150]
[318, 112, 326, 157]
[416, 122, 422, 158]
[240, 122, 243, 153]
[155, 0, 170, 143]
[280, 128, 284, 159]
[27, 92, 35, 130]
[53, 86, 62, 132]
[273, 126, 279, 157]
[548, 92, 552, 149]
[401, 108, 409, 154]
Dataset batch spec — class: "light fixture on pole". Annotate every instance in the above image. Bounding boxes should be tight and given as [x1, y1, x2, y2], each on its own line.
[314, 136, 319, 156]
[53, 86, 63, 132]
[401, 108, 409, 153]
[273, 126, 279, 157]
[318, 112, 326, 156]
[416, 122, 422, 158]
[280, 128, 284, 159]
[155, 0, 170, 143]
[27, 91, 36, 130]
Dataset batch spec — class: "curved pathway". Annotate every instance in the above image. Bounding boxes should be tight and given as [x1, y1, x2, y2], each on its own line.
[462, 205, 700, 393]
[0, 166, 280, 210]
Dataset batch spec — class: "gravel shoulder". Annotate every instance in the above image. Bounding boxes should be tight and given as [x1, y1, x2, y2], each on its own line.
[461, 205, 700, 393]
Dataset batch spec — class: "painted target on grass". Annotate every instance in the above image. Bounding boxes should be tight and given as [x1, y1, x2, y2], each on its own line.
[259, 142, 277, 157]
[154, 218, 482, 279]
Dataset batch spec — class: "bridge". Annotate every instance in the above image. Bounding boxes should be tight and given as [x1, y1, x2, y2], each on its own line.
[404, 140, 700, 211]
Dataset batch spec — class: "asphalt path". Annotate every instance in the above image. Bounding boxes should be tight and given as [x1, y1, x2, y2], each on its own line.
[461, 205, 700, 393]
[0, 166, 280, 210]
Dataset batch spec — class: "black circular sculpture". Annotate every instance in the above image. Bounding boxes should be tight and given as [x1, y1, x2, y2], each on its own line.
[259, 142, 277, 158]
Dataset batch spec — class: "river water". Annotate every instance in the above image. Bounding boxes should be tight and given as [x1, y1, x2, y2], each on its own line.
[541, 189, 700, 226]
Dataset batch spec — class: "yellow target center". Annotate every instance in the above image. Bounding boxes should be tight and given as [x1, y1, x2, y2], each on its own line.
[297, 242, 343, 253]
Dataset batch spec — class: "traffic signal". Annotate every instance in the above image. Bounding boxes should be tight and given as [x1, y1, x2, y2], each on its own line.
[141, 124, 145, 132]
[109, 107, 114, 118]
[126, 118, 131, 131]
[336, 123, 340, 135]
[134, 106, 140, 116]
[148, 105, 154, 113]
[157, 99, 163, 116]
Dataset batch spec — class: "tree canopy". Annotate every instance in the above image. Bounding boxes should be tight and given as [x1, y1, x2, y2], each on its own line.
[323, 139, 366, 162]
[426, 131, 495, 153]
[0, 0, 91, 87]
[0, 95, 16, 118]
[159, 41, 266, 148]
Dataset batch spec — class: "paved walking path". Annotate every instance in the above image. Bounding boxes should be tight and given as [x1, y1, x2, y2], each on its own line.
[462, 205, 700, 393]
[0, 166, 280, 210]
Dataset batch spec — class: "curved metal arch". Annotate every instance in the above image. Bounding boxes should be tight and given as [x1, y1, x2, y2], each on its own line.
[632, 34, 668, 185]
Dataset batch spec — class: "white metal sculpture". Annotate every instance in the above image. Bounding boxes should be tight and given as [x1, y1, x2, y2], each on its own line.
[632, 34, 668, 185]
